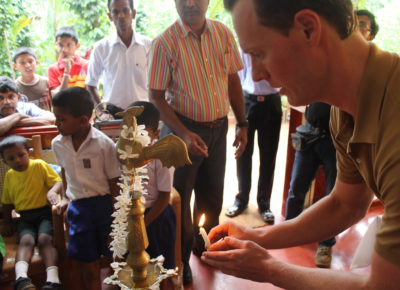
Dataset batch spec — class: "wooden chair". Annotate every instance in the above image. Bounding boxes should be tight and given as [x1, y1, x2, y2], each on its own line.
[0, 135, 66, 287]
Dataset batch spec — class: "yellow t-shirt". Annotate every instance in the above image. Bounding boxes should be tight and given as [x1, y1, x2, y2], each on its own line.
[1, 159, 61, 212]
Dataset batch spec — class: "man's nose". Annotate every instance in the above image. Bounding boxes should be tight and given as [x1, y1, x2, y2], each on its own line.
[186, 0, 196, 7]
[252, 67, 271, 83]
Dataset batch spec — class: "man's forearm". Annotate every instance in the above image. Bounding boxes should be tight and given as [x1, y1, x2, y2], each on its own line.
[87, 85, 101, 105]
[228, 73, 246, 122]
[267, 258, 369, 290]
[17, 115, 55, 127]
[0, 114, 22, 135]
[149, 89, 188, 137]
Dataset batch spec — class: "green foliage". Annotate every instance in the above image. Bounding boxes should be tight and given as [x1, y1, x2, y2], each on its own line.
[65, 0, 110, 46]
[0, 0, 33, 77]
[1, 0, 399, 79]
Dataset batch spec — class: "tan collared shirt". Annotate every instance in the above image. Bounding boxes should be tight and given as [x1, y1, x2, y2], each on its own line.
[331, 44, 400, 267]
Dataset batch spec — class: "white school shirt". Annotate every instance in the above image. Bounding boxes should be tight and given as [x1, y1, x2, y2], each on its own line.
[52, 126, 121, 201]
[142, 159, 174, 208]
[85, 31, 152, 109]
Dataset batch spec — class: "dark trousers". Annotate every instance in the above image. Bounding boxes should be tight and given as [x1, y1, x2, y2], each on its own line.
[285, 136, 337, 247]
[145, 204, 176, 269]
[162, 116, 228, 264]
[236, 93, 282, 209]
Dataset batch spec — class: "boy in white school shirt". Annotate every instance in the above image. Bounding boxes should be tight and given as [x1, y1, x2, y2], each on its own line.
[51, 87, 120, 289]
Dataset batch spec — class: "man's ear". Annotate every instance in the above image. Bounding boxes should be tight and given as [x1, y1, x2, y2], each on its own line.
[12, 62, 17, 69]
[107, 12, 112, 22]
[293, 9, 322, 45]
[17, 93, 22, 100]
[79, 115, 89, 125]
[132, 9, 137, 20]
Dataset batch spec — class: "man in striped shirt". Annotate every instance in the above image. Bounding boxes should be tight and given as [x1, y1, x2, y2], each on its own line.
[148, 0, 247, 284]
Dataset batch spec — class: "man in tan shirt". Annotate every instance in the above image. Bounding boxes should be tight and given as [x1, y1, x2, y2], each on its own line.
[202, 0, 400, 289]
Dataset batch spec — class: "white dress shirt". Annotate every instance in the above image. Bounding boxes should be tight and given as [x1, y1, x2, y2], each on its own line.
[52, 126, 121, 200]
[86, 31, 152, 109]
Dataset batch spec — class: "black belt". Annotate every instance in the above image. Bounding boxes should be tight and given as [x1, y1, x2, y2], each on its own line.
[246, 93, 280, 102]
[176, 112, 226, 128]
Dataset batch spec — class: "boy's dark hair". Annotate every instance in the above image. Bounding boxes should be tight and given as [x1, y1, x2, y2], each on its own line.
[0, 76, 18, 94]
[129, 101, 160, 131]
[0, 135, 29, 158]
[55, 26, 79, 43]
[224, 0, 356, 39]
[12, 47, 38, 63]
[355, 9, 379, 38]
[52, 87, 94, 119]
[108, 0, 134, 10]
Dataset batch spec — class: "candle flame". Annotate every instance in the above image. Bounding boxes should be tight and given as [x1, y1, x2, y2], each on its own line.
[199, 213, 205, 227]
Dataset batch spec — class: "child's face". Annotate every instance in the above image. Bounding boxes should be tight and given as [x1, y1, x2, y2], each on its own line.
[53, 106, 85, 136]
[56, 36, 79, 59]
[13, 54, 38, 77]
[145, 127, 160, 141]
[0, 91, 19, 116]
[2, 144, 30, 172]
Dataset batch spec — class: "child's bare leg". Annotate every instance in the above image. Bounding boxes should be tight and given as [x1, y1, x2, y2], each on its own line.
[15, 234, 35, 278]
[38, 233, 60, 283]
[38, 233, 57, 267]
[81, 260, 101, 290]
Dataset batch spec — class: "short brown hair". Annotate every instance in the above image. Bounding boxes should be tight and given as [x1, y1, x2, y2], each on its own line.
[224, 0, 356, 39]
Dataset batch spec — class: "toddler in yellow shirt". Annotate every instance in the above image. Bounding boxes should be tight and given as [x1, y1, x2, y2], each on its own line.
[0, 135, 63, 290]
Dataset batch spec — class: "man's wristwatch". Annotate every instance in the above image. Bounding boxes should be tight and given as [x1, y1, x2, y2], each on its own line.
[236, 121, 249, 128]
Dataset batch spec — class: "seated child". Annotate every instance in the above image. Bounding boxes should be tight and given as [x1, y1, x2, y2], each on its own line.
[13, 47, 51, 111]
[131, 101, 176, 269]
[48, 27, 88, 97]
[51, 87, 120, 289]
[0, 135, 63, 290]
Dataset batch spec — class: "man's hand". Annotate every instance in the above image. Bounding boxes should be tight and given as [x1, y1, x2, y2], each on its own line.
[1, 222, 15, 237]
[202, 237, 272, 283]
[54, 198, 69, 215]
[208, 221, 252, 246]
[182, 130, 208, 157]
[233, 126, 248, 159]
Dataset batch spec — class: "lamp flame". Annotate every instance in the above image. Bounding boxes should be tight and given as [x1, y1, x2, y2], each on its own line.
[199, 214, 205, 227]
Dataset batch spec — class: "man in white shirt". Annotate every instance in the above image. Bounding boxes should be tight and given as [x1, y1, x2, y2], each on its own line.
[86, 0, 151, 109]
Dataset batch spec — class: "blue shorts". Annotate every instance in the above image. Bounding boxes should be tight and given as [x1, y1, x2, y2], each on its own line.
[66, 195, 113, 263]
[145, 204, 176, 269]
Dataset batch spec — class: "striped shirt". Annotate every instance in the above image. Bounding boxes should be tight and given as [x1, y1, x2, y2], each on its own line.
[148, 19, 243, 122]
